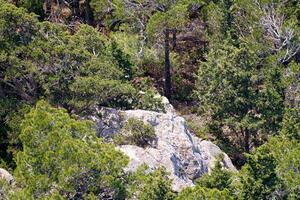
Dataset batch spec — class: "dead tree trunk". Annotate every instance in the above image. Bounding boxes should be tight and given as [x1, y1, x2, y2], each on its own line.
[164, 29, 172, 100]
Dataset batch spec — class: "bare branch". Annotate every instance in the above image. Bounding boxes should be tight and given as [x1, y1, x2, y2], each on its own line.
[257, 1, 300, 63]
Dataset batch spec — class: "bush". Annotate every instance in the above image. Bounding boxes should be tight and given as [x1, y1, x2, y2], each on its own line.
[130, 77, 165, 113]
[280, 107, 300, 140]
[176, 185, 233, 200]
[127, 165, 176, 200]
[196, 160, 234, 191]
[133, 89, 165, 113]
[115, 118, 157, 148]
[187, 120, 209, 140]
[11, 101, 129, 199]
[69, 76, 136, 113]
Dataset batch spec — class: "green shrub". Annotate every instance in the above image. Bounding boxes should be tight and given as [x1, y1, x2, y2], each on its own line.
[196, 159, 234, 191]
[115, 118, 156, 148]
[176, 185, 233, 200]
[130, 77, 165, 113]
[187, 120, 209, 140]
[133, 89, 165, 113]
[280, 107, 300, 140]
[11, 101, 129, 199]
[127, 165, 176, 200]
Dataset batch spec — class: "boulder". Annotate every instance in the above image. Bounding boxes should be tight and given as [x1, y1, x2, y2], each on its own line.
[89, 101, 236, 191]
[0, 168, 14, 185]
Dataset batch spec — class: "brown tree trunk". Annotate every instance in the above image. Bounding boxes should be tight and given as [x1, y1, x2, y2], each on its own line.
[164, 29, 172, 100]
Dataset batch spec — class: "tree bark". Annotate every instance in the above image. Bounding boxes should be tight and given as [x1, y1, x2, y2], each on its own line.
[84, 0, 94, 26]
[172, 29, 177, 49]
[71, 0, 80, 18]
[44, 0, 52, 18]
[244, 129, 250, 153]
[164, 29, 172, 100]
[296, 52, 300, 64]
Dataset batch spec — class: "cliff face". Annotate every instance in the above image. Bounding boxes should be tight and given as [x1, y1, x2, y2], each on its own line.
[89, 99, 236, 191]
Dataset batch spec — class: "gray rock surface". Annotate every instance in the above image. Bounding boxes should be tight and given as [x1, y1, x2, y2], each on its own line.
[89, 100, 236, 191]
[0, 168, 14, 185]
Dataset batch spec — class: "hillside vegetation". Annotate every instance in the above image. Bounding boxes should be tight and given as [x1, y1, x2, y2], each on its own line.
[0, 0, 299, 199]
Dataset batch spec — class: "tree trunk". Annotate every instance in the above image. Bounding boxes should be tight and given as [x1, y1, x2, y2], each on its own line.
[12, 0, 20, 6]
[296, 52, 300, 64]
[164, 29, 172, 100]
[0, 86, 4, 99]
[244, 130, 250, 153]
[71, 0, 80, 18]
[172, 29, 177, 49]
[44, 0, 52, 18]
[84, 0, 94, 26]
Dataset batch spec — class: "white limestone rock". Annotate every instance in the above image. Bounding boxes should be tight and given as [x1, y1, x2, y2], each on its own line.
[89, 99, 236, 191]
[0, 168, 14, 185]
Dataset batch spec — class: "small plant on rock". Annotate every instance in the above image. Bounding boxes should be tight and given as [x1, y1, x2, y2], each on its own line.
[115, 118, 157, 148]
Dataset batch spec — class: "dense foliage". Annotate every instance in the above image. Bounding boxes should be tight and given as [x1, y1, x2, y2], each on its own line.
[12, 101, 129, 199]
[0, 0, 299, 199]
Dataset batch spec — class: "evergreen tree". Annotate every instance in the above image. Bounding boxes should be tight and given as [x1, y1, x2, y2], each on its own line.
[12, 101, 129, 199]
[195, 42, 285, 166]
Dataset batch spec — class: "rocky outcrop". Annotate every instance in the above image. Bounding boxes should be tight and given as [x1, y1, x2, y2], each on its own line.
[89, 99, 236, 191]
[0, 168, 14, 185]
